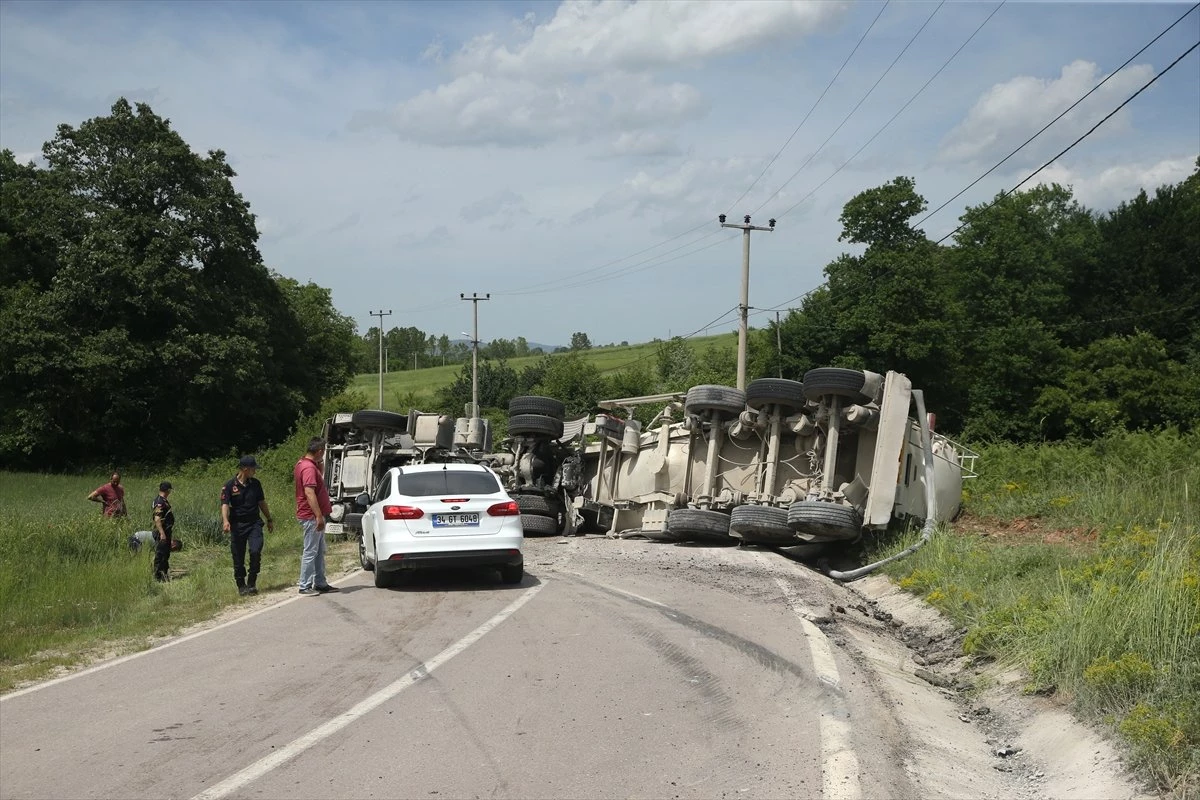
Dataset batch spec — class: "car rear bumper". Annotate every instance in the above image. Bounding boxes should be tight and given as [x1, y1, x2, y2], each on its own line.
[376, 548, 523, 572]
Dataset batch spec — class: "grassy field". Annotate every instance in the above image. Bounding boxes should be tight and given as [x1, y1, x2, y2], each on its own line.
[350, 333, 735, 411]
[875, 429, 1200, 796]
[0, 469, 358, 693]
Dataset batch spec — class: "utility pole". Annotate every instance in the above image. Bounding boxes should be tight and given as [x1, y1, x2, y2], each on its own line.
[459, 293, 490, 418]
[369, 309, 392, 408]
[383, 345, 388, 375]
[719, 214, 775, 390]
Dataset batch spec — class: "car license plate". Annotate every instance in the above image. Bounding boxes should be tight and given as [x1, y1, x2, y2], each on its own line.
[433, 513, 480, 528]
[325, 522, 344, 534]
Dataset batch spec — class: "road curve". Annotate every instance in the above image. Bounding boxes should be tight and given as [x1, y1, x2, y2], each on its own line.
[3, 537, 956, 800]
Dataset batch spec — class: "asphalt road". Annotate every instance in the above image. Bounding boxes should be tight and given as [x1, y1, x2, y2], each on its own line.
[1, 537, 1014, 800]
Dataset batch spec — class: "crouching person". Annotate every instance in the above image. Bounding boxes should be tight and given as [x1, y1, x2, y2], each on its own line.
[221, 455, 275, 596]
[152, 481, 174, 582]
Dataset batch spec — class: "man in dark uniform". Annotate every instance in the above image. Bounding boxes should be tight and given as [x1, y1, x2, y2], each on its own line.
[221, 455, 275, 596]
[152, 482, 174, 582]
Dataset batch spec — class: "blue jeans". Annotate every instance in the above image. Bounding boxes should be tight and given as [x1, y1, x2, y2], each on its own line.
[298, 518, 327, 590]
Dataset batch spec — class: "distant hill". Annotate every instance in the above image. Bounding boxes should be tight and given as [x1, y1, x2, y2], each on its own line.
[449, 338, 564, 353]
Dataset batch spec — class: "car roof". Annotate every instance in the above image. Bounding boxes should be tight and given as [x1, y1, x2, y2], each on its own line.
[389, 462, 492, 475]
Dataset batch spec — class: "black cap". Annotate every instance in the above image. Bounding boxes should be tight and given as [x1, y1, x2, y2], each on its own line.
[238, 455, 259, 468]
[159, 481, 172, 492]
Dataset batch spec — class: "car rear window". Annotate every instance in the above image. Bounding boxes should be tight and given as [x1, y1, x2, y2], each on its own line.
[395, 470, 501, 497]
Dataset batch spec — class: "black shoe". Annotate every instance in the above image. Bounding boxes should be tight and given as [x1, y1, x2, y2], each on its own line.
[238, 585, 251, 596]
[246, 585, 258, 595]
[315, 585, 340, 593]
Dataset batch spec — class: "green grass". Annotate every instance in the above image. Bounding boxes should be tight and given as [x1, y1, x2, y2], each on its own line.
[0, 471, 357, 693]
[876, 429, 1200, 796]
[350, 334, 735, 411]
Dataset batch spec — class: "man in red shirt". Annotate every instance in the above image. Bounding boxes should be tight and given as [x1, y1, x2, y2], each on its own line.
[295, 437, 337, 595]
[87, 471, 128, 518]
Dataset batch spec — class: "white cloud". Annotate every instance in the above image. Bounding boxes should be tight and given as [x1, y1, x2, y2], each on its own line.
[607, 131, 680, 158]
[452, 0, 846, 76]
[354, 0, 844, 149]
[352, 72, 707, 147]
[1031, 155, 1197, 210]
[939, 60, 1153, 166]
[573, 156, 764, 224]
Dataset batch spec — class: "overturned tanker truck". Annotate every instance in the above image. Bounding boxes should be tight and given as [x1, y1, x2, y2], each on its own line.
[321, 367, 976, 580]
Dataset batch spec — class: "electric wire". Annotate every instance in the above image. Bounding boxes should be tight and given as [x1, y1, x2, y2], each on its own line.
[914, 1, 1200, 232]
[934, 37, 1199, 245]
[749, 0, 946, 217]
[774, 1, 1005, 223]
[723, 0, 891, 215]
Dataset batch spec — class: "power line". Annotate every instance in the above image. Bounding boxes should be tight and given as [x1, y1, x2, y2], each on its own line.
[774, 0, 1005, 223]
[749, 0, 946, 217]
[724, 0, 891, 215]
[915, 1, 1200, 232]
[935, 37, 1200, 245]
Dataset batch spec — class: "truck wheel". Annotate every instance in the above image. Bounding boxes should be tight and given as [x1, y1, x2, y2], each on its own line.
[508, 414, 564, 438]
[520, 513, 557, 536]
[508, 396, 565, 420]
[499, 561, 524, 585]
[684, 385, 747, 419]
[515, 493, 554, 517]
[667, 508, 735, 544]
[786, 500, 862, 540]
[801, 368, 871, 404]
[746, 379, 806, 413]
[359, 536, 374, 572]
[352, 409, 408, 432]
[729, 505, 797, 545]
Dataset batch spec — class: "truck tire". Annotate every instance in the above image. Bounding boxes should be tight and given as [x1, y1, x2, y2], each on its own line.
[667, 508, 735, 544]
[508, 414, 564, 438]
[515, 493, 554, 517]
[520, 513, 557, 536]
[787, 500, 862, 540]
[801, 368, 871, 404]
[351, 409, 408, 432]
[729, 505, 797, 545]
[746, 378, 806, 413]
[508, 396, 565, 420]
[684, 385, 746, 419]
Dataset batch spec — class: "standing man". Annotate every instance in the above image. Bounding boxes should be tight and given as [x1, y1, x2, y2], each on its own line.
[221, 455, 275, 596]
[295, 437, 338, 595]
[152, 481, 174, 582]
[87, 471, 128, 518]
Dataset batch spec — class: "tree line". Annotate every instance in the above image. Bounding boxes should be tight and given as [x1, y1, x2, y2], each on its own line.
[353, 328, 608, 373]
[748, 167, 1200, 441]
[1, 100, 359, 469]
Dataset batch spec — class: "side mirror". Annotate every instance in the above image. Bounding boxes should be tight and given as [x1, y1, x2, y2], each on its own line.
[354, 492, 371, 508]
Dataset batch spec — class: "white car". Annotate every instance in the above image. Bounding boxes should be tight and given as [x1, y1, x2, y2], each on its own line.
[358, 463, 524, 588]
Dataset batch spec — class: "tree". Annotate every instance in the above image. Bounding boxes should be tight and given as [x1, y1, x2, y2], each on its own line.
[437, 334, 451, 365]
[0, 100, 352, 467]
[656, 337, 696, 391]
[533, 352, 605, 414]
[838, 176, 927, 249]
[569, 331, 592, 351]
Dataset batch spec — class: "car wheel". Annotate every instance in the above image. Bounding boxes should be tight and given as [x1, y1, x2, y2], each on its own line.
[499, 561, 524, 585]
[359, 535, 374, 572]
[373, 566, 393, 588]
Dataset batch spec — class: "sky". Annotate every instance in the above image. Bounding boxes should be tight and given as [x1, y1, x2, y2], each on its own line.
[2, 0, 1197, 348]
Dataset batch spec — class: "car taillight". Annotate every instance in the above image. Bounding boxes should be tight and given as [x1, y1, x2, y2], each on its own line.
[383, 505, 423, 520]
[486, 501, 520, 516]
[441, 498, 469, 503]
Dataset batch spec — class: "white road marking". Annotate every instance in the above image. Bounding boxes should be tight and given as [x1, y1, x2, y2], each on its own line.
[188, 582, 545, 800]
[1, 573, 358, 702]
[758, 553, 862, 800]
